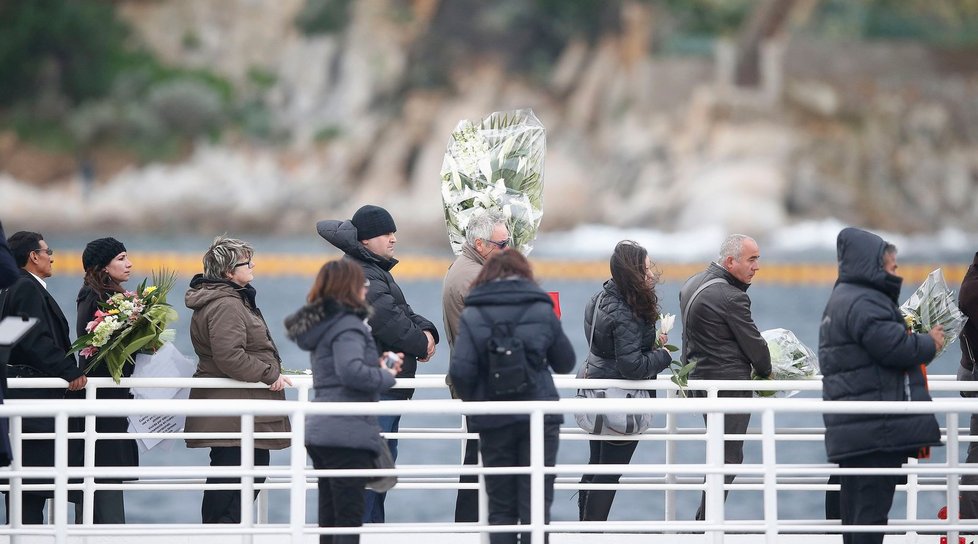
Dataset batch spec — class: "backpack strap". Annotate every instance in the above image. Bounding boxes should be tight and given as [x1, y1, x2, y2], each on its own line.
[583, 292, 605, 379]
[680, 277, 726, 364]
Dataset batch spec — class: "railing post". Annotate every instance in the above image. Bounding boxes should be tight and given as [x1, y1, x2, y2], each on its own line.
[82, 382, 97, 525]
[705, 409, 725, 544]
[529, 408, 545, 544]
[289, 407, 307, 544]
[664, 388, 678, 524]
[947, 411, 961, 544]
[54, 412, 68, 544]
[705, 388, 725, 544]
[10, 415, 23, 541]
[241, 414, 255, 543]
[761, 409, 778, 543]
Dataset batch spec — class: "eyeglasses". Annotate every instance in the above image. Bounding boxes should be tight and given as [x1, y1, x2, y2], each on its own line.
[483, 238, 509, 250]
[32, 248, 54, 256]
[234, 261, 254, 269]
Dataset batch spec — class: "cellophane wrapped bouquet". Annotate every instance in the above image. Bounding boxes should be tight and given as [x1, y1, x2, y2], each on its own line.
[440, 108, 546, 255]
[756, 328, 820, 398]
[900, 268, 968, 357]
[69, 270, 179, 383]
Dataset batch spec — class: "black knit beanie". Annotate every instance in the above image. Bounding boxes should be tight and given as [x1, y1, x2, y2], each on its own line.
[82, 237, 127, 271]
[351, 205, 397, 241]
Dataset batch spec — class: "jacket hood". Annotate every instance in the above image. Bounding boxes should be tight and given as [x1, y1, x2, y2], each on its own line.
[284, 297, 370, 350]
[464, 277, 554, 308]
[316, 219, 398, 271]
[185, 274, 258, 310]
[836, 227, 902, 301]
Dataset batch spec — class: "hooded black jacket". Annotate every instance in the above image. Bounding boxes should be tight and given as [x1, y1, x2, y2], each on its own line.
[819, 227, 941, 462]
[316, 219, 438, 400]
[448, 278, 576, 431]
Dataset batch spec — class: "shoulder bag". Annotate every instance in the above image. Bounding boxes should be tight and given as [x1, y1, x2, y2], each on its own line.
[574, 292, 653, 436]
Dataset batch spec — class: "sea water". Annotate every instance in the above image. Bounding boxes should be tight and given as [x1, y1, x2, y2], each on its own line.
[28, 270, 966, 525]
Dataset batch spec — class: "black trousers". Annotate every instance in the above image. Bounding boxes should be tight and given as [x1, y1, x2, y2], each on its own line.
[695, 390, 750, 521]
[579, 439, 639, 521]
[478, 421, 559, 544]
[2, 492, 49, 524]
[201, 446, 270, 524]
[962, 413, 978, 528]
[455, 438, 481, 522]
[834, 451, 908, 544]
[307, 445, 373, 544]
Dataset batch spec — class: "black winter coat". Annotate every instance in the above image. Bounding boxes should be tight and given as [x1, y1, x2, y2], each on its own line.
[285, 298, 395, 455]
[0, 270, 84, 490]
[679, 262, 771, 380]
[957, 252, 978, 396]
[448, 278, 576, 431]
[317, 219, 439, 400]
[819, 227, 941, 462]
[582, 280, 672, 388]
[74, 285, 139, 477]
[0, 223, 17, 289]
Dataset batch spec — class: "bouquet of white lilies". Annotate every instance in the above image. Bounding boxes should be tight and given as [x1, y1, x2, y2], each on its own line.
[440, 108, 546, 255]
[755, 328, 820, 398]
[900, 268, 968, 357]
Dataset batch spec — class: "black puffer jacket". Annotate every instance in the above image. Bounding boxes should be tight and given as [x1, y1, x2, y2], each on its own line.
[285, 298, 395, 455]
[582, 280, 672, 386]
[317, 219, 439, 400]
[679, 262, 771, 380]
[957, 252, 978, 396]
[449, 278, 576, 431]
[820, 227, 941, 462]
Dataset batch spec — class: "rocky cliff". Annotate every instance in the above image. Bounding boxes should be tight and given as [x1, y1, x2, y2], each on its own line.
[1, 0, 976, 245]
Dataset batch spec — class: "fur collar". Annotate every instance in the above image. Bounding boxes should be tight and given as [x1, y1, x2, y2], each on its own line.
[284, 297, 370, 341]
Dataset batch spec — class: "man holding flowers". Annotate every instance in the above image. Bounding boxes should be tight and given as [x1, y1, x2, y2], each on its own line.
[819, 227, 944, 544]
[679, 234, 771, 521]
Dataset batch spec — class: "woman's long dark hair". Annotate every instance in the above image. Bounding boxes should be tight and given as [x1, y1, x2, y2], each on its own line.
[610, 240, 659, 324]
[83, 267, 125, 298]
[472, 250, 535, 287]
[307, 259, 369, 311]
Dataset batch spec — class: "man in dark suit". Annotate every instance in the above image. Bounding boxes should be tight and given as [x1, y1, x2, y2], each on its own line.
[1, 231, 87, 523]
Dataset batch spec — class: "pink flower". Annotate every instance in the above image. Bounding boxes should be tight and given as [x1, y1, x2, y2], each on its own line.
[85, 320, 99, 333]
[80, 346, 99, 358]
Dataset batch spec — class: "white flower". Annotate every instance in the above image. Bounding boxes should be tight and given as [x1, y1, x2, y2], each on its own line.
[658, 313, 676, 335]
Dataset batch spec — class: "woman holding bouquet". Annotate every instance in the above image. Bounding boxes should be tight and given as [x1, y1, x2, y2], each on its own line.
[75, 237, 139, 524]
[285, 259, 402, 544]
[184, 236, 293, 524]
[577, 240, 672, 522]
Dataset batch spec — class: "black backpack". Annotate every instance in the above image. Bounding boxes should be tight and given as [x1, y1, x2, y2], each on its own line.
[475, 307, 534, 399]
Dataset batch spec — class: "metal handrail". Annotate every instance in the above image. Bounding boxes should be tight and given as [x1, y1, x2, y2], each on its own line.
[3, 375, 978, 544]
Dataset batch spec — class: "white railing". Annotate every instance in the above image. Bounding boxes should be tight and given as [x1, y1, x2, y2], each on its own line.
[2, 375, 978, 543]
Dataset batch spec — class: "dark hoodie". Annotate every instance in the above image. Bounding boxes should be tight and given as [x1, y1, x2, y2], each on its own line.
[819, 227, 940, 462]
[316, 219, 438, 400]
[448, 278, 576, 431]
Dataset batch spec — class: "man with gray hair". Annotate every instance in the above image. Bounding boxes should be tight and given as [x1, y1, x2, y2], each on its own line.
[441, 208, 510, 522]
[678, 233, 771, 521]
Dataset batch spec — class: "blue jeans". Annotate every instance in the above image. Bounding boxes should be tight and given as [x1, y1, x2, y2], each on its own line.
[362, 412, 399, 523]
